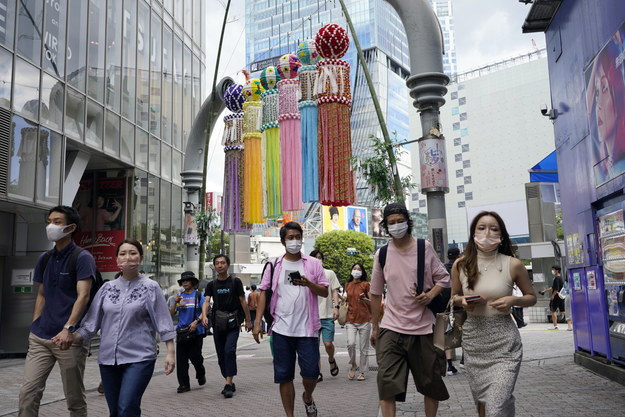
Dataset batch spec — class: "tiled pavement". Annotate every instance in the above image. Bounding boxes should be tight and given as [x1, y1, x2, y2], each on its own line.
[2, 324, 625, 416]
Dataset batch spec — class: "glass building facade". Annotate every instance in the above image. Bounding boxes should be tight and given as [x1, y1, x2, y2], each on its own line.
[0, 0, 207, 354]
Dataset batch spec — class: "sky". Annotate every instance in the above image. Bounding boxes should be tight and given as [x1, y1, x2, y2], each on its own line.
[201, 0, 546, 192]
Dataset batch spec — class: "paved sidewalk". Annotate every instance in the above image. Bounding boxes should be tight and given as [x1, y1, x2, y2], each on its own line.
[2, 324, 625, 416]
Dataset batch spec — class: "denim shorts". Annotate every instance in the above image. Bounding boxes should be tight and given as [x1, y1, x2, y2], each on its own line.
[272, 332, 320, 383]
[318, 318, 335, 343]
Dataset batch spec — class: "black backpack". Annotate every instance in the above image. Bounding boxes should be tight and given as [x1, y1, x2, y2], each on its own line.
[378, 239, 450, 315]
[40, 245, 103, 310]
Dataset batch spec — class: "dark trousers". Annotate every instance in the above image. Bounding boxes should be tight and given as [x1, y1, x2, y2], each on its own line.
[512, 307, 525, 327]
[176, 336, 205, 387]
[213, 327, 240, 378]
[100, 359, 155, 417]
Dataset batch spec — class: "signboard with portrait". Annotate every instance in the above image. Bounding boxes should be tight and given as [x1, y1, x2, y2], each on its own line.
[322, 205, 346, 232]
[585, 21, 625, 185]
[346, 206, 368, 233]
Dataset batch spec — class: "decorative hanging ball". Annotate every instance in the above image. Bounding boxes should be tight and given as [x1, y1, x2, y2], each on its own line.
[315, 23, 350, 59]
[297, 39, 320, 65]
[243, 78, 265, 101]
[224, 84, 246, 113]
[260, 66, 282, 90]
[277, 54, 302, 80]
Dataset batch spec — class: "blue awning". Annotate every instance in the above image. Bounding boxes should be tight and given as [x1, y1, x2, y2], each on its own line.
[529, 151, 558, 183]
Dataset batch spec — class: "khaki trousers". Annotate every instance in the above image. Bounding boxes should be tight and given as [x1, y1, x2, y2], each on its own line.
[18, 332, 88, 417]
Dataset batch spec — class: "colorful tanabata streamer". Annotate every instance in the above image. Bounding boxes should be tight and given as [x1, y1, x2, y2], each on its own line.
[315, 24, 355, 206]
[221, 84, 249, 232]
[277, 54, 304, 212]
[297, 39, 321, 203]
[260, 66, 282, 218]
[242, 77, 265, 224]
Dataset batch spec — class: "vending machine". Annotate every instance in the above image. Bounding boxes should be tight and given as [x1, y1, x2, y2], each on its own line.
[598, 206, 625, 363]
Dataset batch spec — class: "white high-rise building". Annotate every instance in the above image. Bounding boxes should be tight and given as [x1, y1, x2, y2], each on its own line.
[410, 50, 555, 244]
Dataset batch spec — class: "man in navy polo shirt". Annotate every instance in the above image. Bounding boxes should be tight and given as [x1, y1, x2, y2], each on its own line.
[18, 206, 96, 417]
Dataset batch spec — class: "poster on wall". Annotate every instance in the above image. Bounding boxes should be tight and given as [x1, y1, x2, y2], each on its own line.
[585, 20, 625, 185]
[73, 176, 126, 273]
[371, 208, 387, 237]
[587, 270, 597, 290]
[573, 272, 582, 291]
[346, 206, 368, 233]
[322, 205, 346, 232]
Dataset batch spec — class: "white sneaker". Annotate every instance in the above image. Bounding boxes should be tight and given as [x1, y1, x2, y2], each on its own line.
[547, 326, 559, 330]
[458, 363, 465, 369]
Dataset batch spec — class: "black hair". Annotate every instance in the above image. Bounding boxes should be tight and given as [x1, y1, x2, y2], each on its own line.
[347, 262, 368, 282]
[309, 249, 324, 260]
[48, 205, 81, 234]
[116, 238, 144, 256]
[329, 206, 339, 217]
[213, 254, 231, 266]
[552, 265, 561, 272]
[251, 284, 257, 291]
[280, 221, 303, 242]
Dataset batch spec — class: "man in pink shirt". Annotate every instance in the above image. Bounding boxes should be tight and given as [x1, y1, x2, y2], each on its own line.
[253, 222, 329, 417]
[369, 203, 450, 417]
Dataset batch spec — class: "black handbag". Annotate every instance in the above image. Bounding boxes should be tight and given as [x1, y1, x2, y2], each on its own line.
[415, 239, 450, 316]
[213, 309, 240, 332]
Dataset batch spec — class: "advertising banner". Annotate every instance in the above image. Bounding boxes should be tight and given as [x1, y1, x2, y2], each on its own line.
[585, 21, 625, 185]
[419, 137, 449, 191]
[322, 205, 346, 232]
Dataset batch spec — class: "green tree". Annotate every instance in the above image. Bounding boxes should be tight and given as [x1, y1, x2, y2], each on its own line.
[351, 135, 415, 205]
[207, 231, 229, 259]
[314, 230, 375, 284]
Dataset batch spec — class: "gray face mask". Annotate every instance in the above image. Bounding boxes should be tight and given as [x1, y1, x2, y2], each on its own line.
[388, 222, 408, 239]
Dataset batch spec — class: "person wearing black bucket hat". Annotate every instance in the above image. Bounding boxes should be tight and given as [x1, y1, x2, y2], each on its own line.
[369, 202, 450, 417]
[170, 271, 206, 394]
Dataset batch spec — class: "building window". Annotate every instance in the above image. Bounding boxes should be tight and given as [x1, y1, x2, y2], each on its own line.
[455, 153, 462, 162]
[456, 169, 463, 178]
[453, 122, 460, 130]
[463, 160, 471, 168]
[451, 106, 459, 115]
[459, 97, 466, 105]
[412, 193, 419, 200]
[419, 199, 426, 208]
[453, 137, 461, 146]
[458, 201, 465, 208]
[450, 91, 458, 100]
[461, 128, 469, 137]
[462, 144, 470, 152]
[465, 192, 473, 201]
[457, 185, 464, 194]
[460, 112, 467, 121]
[464, 176, 472, 185]
[36, 129, 62, 205]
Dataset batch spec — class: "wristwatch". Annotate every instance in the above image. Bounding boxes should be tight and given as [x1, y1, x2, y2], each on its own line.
[335, 305, 340, 309]
[63, 324, 78, 333]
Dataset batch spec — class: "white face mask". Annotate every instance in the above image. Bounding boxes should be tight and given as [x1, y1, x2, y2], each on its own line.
[46, 223, 74, 242]
[388, 222, 409, 239]
[351, 270, 362, 279]
[285, 240, 302, 254]
[474, 234, 501, 252]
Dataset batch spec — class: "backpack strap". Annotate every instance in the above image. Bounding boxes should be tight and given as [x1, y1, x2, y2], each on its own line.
[416, 238, 426, 294]
[39, 246, 84, 281]
[378, 244, 389, 270]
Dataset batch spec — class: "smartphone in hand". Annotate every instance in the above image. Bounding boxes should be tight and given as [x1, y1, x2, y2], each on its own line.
[288, 271, 301, 285]
[465, 295, 482, 304]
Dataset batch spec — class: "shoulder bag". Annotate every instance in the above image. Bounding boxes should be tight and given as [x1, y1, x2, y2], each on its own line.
[337, 283, 349, 326]
[433, 296, 467, 351]
[261, 259, 277, 328]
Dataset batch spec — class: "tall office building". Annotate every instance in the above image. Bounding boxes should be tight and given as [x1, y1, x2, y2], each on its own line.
[246, 0, 458, 208]
[410, 50, 555, 245]
[0, 0, 207, 354]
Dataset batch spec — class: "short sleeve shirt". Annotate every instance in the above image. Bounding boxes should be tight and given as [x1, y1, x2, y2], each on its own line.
[318, 269, 340, 319]
[345, 280, 371, 324]
[31, 243, 96, 339]
[205, 276, 244, 313]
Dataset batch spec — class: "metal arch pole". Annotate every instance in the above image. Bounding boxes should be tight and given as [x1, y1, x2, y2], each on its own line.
[385, 0, 450, 260]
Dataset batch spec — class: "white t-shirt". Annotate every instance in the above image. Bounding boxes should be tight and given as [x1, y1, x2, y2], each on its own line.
[318, 269, 340, 319]
[272, 259, 309, 337]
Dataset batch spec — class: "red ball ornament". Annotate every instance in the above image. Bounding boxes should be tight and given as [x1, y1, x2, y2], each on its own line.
[315, 24, 350, 59]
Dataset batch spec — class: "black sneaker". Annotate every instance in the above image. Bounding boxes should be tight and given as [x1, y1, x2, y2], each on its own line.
[198, 376, 206, 386]
[446, 364, 459, 376]
[231, 383, 236, 392]
[177, 385, 190, 393]
[222, 384, 234, 398]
